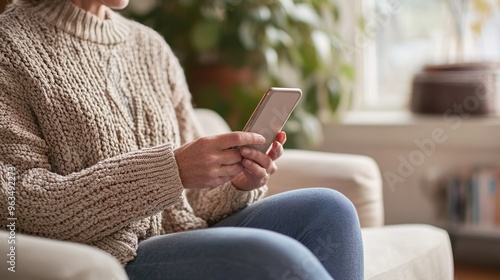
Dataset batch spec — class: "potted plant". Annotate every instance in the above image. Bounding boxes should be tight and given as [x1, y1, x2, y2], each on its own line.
[125, 0, 354, 148]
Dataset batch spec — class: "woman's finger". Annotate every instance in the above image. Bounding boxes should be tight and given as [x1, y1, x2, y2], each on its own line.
[275, 131, 287, 145]
[219, 149, 242, 165]
[242, 158, 267, 175]
[219, 163, 244, 177]
[240, 147, 273, 171]
[268, 141, 284, 161]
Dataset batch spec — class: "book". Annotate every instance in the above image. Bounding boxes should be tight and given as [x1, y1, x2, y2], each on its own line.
[473, 169, 496, 227]
[495, 171, 500, 226]
[447, 167, 500, 229]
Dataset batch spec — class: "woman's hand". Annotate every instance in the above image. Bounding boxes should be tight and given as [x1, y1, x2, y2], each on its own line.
[174, 132, 265, 189]
[231, 131, 287, 191]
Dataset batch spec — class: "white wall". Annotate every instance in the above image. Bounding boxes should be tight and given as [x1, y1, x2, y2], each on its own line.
[317, 111, 500, 225]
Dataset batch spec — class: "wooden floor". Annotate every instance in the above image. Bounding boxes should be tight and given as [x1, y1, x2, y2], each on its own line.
[455, 263, 500, 280]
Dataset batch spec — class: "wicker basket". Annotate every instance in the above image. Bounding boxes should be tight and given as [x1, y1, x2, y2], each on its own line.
[410, 62, 500, 115]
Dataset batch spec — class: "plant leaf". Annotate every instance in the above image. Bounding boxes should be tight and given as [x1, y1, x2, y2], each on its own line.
[250, 6, 272, 21]
[304, 82, 319, 114]
[289, 4, 320, 26]
[239, 20, 257, 49]
[265, 26, 293, 47]
[311, 31, 332, 67]
[190, 20, 221, 51]
[326, 79, 341, 113]
[264, 47, 279, 74]
[340, 64, 355, 80]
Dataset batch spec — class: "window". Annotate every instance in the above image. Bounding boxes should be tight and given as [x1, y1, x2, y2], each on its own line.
[352, 0, 500, 111]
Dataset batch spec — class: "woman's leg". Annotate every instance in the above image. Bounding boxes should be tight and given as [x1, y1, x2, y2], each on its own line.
[214, 188, 364, 280]
[125, 227, 333, 280]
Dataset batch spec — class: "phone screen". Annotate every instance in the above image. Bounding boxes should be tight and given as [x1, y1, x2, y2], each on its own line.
[243, 87, 302, 153]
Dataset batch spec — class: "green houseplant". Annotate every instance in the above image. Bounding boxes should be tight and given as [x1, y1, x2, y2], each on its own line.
[125, 0, 354, 148]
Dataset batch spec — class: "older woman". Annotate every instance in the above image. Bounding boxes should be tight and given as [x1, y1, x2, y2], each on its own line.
[0, 0, 364, 279]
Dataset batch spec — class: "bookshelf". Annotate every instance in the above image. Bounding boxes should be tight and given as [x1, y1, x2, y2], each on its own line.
[448, 224, 500, 239]
[448, 226, 500, 266]
[446, 168, 500, 229]
[444, 167, 500, 266]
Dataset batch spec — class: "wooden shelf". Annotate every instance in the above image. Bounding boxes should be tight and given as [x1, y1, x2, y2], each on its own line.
[445, 224, 500, 266]
[447, 224, 500, 239]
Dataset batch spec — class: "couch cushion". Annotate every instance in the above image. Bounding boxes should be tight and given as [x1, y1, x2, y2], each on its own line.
[363, 224, 454, 280]
[0, 231, 128, 280]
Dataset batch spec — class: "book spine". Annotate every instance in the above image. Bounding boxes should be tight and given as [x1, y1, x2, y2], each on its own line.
[495, 172, 500, 226]
[472, 173, 480, 225]
[448, 168, 500, 229]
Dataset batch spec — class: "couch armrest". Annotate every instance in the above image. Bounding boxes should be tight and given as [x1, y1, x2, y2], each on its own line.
[268, 150, 384, 227]
[0, 231, 128, 280]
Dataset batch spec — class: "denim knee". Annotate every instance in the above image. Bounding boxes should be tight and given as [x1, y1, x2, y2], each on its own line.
[289, 188, 359, 226]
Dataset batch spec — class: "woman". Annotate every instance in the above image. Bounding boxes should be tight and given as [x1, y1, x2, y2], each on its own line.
[0, 0, 364, 279]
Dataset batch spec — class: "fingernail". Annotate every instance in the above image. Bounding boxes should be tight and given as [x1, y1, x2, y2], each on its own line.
[241, 147, 250, 155]
[244, 159, 252, 166]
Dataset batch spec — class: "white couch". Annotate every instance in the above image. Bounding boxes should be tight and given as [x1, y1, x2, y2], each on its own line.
[0, 109, 454, 280]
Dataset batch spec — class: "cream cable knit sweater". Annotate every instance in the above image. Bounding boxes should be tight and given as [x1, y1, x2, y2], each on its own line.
[0, 0, 266, 265]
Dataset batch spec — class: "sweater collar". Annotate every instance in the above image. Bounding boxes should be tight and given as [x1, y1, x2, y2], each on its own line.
[14, 0, 130, 45]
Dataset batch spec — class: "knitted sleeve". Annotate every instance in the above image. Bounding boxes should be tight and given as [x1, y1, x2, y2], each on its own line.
[0, 66, 184, 243]
[166, 49, 267, 225]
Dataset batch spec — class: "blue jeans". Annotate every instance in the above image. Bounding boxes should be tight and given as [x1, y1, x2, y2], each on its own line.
[125, 188, 364, 280]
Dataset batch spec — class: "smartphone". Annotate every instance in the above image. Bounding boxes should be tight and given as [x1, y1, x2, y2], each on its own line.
[242, 87, 302, 153]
